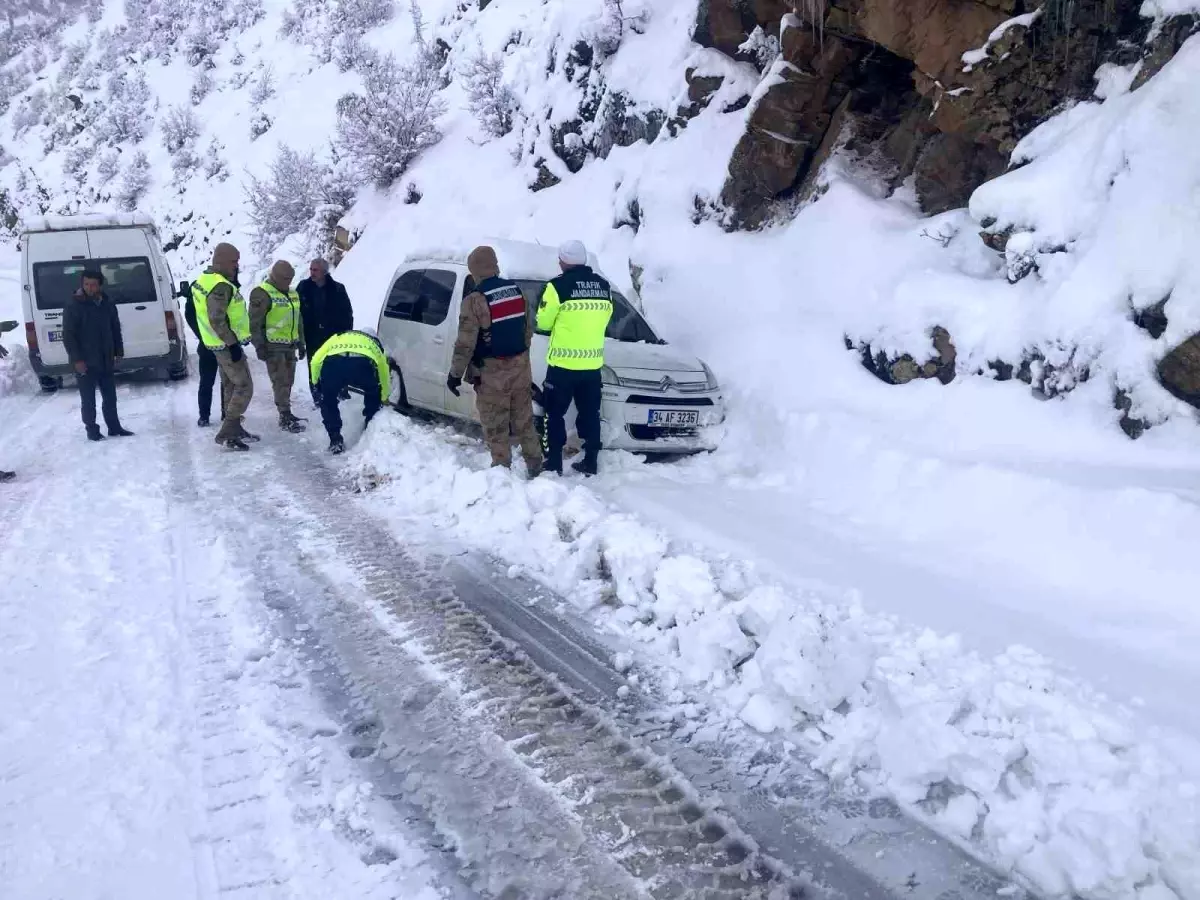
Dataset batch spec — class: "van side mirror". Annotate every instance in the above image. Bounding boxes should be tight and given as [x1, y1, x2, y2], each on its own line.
[0, 320, 17, 334]
[177, 280, 190, 299]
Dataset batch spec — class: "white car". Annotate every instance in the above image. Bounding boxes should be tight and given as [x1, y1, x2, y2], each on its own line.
[375, 240, 725, 453]
[19, 212, 189, 391]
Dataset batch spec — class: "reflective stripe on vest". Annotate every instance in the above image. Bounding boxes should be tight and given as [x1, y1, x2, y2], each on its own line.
[540, 271, 613, 371]
[308, 331, 390, 402]
[191, 272, 249, 349]
[261, 282, 301, 344]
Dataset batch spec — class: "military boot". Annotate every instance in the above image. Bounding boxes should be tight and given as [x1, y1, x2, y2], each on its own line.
[279, 412, 306, 433]
[236, 419, 261, 443]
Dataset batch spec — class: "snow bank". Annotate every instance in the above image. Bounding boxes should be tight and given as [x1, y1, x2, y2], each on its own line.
[347, 414, 1200, 900]
[903, 35, 1200, 429]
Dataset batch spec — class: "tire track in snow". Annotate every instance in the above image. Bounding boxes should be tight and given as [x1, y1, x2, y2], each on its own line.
[189, 414, 814, 900]
[166, 389, 461, 900]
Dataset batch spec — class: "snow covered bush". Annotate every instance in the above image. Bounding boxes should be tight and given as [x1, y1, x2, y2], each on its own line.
[203, 139, 229, 181]
[185, 23, 218, 68]
[215, 0, 265, 32]
[249, 112, 272, 141]
[161, 104, 200, 155]
[61, 144, 94, 178]
[462, 50, 517, 139]
[190, 70, 214, 105]
[116, 150, 150, 211]
[246, 145, 328, 257]
[332, 30, 376, 73]
[738, 26, 780, 71]
[335, 52, 446, 188]
[250, 65, 275, 105]
[336, 0, 393, 34]
[98, 71, 152, 145]
[11, 88, 48, 137]
[96, 148, 120, 185]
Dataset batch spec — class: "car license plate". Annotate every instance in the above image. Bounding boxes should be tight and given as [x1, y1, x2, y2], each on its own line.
[647, 409, 699, 427]
[48, 330, 63, 342]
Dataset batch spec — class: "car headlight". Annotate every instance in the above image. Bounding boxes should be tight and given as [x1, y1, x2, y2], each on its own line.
[601, 365, 621, 386]
[701, 361, 719, 391]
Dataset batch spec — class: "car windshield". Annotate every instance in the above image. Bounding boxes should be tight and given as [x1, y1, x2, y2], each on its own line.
[515, 280, 663, 344]
[32, 257, 156, 310]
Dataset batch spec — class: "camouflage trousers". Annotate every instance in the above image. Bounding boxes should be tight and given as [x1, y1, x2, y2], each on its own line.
[213, 349, 254, 442]
[264, 348, 297, 417]
[476, 354, 542, 474]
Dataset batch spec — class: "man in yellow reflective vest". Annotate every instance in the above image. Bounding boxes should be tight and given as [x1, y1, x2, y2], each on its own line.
[537, 240, 613, 476]
[308, 328, 389, 455]
[191, 242, 257, 451]
[249, 260, 307, 434]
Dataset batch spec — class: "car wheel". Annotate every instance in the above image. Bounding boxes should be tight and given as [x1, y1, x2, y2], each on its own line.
[388, 360, 409, 412]
[38, 375, 60, 393]
[168, 364, 189, 381]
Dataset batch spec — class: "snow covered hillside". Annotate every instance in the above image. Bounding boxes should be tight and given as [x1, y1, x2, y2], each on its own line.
[4, 1, 1200, 899]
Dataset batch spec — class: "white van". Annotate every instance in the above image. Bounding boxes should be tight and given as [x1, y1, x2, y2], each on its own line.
[375, 239, 725, 454]
[20, 212, 189, 390]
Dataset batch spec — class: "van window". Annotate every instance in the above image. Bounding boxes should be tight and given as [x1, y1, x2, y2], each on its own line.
[32, 257, 157, 311]
[385, 268, 455, 327]
[384, 269, 424, 321]
[516, 280, 663, 344]
[415, 269, 455, 327]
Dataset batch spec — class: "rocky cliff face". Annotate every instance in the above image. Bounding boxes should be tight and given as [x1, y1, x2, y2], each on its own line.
[699, 0, 1180, 227]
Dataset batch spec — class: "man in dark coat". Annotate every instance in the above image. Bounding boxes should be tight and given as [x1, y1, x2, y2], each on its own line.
[297, 258, 353, 401]
[62, 270, 134, 442]
[184, 287, 225, 428]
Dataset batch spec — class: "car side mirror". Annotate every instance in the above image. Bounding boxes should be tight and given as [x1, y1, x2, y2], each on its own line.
[0, 320, 17, 334]
[177, 280, 190, 299]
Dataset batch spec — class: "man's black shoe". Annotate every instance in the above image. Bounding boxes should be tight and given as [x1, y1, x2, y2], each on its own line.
[571, 458, 598, 477]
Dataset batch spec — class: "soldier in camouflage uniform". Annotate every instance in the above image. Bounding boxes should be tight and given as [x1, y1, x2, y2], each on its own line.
[190, 242, 258, 451]
[249, 260, 307, 433]
[446, 246, 542, 476]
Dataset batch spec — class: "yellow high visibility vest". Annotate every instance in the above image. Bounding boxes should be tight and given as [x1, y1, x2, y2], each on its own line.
[536, 270, 612, 371]
[309, 331, 389, 402]
[192, 272, 249, 349]
[260, 282, 301, 344]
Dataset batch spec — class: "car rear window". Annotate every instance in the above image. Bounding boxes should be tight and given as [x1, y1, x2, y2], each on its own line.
[32, 257, 156, 310]
[515, 280, 662, 344]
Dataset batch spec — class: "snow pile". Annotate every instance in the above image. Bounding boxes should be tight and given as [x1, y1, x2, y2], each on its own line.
[347, 413, 1200, 900]
[0, 344, 38, 397]
[872, 35, 1200, 430]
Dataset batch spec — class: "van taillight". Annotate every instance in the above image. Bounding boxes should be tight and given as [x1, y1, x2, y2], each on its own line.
[25, 322, 38, 352]
[165, 311, 178, 340]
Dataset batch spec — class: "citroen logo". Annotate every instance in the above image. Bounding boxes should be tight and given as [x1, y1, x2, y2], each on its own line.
[660, 376, 676, 391]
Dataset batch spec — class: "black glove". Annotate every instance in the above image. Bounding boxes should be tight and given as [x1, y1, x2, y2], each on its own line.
[227, 343, 244, 363]
[446, 373, 462, 397]
[531, 383, 543, 404]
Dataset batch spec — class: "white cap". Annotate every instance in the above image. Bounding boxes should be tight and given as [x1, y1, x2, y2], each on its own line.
[558, 240, 588, 266]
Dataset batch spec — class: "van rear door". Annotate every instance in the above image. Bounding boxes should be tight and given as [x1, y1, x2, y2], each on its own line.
[27, 230, 90, 368]
[85, 227, 168, 362]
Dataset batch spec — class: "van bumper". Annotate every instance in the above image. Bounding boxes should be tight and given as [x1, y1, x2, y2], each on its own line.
[29, 340, 186, 377]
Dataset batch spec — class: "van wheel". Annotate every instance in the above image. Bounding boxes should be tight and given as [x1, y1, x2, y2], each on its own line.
[168, 364, 189, 381]
[38, 376, 61, 393]
[388, 361, 409, 413]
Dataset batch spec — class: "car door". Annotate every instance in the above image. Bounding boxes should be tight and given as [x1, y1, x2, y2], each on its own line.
[85, 228, 170, 362]
[27, 230, 90, 368]
[380, 268, 437, 408]
[413, 266, 460, 417]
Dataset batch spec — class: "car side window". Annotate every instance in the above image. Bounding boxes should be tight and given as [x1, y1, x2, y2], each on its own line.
[385, 269, 425, 321]
[416, 268, 456, 327]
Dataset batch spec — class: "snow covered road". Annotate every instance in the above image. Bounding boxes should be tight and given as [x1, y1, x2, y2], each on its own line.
[0, 364, 1022, 899]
